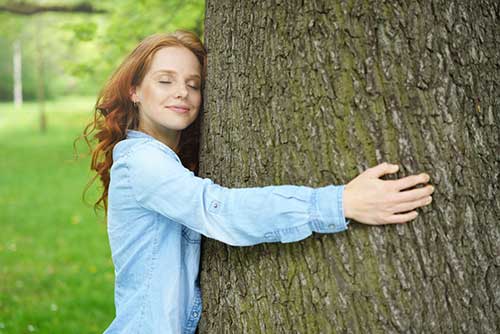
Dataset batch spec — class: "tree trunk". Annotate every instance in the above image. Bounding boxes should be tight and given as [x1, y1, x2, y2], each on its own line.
[35, 19, 46, 133]
[13, 39, 23, 109]
[199, 1, 499, 333]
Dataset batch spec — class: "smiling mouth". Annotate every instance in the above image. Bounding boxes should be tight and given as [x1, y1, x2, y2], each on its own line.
[166, 106, 190, 113]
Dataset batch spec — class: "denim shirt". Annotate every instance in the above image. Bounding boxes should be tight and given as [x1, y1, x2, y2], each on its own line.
[103, 130, 349, 333]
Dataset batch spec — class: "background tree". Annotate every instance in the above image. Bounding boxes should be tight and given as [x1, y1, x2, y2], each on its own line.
[0, 0, 205, 103]
[13, 39, 22, 108]
[199, 1, 499, 333]
[0, 1, 104, 14]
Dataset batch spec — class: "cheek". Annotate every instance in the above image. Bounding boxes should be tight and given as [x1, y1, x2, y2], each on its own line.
[192, 93, 202, 109]
[142, 85, 165, 103]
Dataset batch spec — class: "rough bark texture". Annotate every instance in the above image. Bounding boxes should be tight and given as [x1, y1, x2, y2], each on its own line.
[199, 1, 499, 333]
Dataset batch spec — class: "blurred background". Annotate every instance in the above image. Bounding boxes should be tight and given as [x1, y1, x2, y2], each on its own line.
[0, 1, 204, 332]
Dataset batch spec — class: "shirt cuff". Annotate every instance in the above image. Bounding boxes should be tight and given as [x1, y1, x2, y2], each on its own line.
[273, 185, 349, 244]
[311, 184, 349, 233]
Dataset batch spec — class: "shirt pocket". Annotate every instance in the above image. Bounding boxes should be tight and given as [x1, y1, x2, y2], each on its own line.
[181, 226, 202, 244]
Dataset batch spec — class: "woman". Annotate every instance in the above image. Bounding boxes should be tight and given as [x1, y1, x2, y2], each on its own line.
[83, 30, 434, 333]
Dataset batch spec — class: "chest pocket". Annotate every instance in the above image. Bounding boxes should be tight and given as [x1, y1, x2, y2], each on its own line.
[181, 226, 202, 244]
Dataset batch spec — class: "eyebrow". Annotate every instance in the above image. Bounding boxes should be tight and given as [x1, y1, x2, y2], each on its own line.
[153, 70, 201, 80]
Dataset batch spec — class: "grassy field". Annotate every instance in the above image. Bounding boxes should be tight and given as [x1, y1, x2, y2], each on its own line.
[0, 97, 115, 333]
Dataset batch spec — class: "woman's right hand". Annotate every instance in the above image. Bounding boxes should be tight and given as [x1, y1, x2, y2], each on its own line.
[342, 162, 434, 225]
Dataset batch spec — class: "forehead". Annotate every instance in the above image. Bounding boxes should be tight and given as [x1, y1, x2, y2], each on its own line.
[148, 46, 201, 76]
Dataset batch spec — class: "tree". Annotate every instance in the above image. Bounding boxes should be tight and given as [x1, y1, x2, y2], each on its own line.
[0, 1, 106, 15]
[198, 1, 499, 333]
[13, 40, 22, 107]
[0, 1, 106, 133]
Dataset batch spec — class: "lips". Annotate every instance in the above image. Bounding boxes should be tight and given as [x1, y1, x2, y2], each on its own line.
[166, 105, 190, 113]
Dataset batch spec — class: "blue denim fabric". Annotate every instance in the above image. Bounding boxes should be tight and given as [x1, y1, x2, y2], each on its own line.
[103, 130, 349, 333]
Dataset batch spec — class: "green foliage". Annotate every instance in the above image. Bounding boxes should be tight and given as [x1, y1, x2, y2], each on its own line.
[0, 97, 114, 333]
[62, 21, 98, 41]
[0, 13, 25, 101]
[80, 0, 205, 92]
[0, 0, 205, 102]
[0, 13, 86, 101]
[0, 38, 14, 100]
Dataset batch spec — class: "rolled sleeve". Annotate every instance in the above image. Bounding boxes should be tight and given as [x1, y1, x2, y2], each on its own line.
[313, 185, 350, 233]
[271, 185, 349, 243]
[126, 141, 348, 246]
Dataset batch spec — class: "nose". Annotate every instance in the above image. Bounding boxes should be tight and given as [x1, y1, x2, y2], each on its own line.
[174, 82, 188, 99]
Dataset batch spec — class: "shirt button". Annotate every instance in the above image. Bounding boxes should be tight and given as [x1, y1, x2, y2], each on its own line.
[193, 312, 199, 318]
[328, 224, 335, 228]
[213, 202, 218, 208]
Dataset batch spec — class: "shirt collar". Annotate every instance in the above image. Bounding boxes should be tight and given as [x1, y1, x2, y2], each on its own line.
[127, 129, 154, 140]
[126, 130, 181, 162]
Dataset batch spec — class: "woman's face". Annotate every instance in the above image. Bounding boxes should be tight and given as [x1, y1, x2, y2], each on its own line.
[132, 46, 202, 142]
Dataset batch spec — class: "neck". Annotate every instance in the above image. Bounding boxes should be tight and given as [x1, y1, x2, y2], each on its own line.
[138, 125, 181, 153]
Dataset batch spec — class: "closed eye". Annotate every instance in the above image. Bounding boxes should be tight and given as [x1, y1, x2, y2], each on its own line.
[159, 81, 172, 84]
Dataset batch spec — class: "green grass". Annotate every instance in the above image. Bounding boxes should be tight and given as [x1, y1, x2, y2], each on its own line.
[0, 97, 114, 333]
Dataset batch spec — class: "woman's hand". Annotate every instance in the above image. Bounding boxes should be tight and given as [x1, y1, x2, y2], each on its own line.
[343, 162, 434, 225]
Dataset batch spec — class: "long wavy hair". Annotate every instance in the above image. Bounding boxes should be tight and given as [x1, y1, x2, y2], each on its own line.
[80, 31, 206, 211]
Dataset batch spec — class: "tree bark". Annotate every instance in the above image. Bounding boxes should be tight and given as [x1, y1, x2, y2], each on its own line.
[199, 0, 499, 333]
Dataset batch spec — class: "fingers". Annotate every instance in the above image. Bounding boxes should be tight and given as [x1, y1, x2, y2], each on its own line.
[392, 196, 432, 213]
[350, 164, 434, 226]
[395, 185, 434, 202]
[365, 162, 399, 178]
[393, 173, 430, 191]
[386, 211, 419, 224]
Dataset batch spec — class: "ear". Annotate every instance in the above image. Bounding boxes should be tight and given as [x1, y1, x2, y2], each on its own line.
[129, 87, 139, 103]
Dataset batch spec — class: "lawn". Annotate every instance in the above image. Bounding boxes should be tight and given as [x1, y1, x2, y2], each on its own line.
[0, 97, 115, 333]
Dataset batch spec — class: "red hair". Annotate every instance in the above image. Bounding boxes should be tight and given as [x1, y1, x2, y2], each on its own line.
[81, 30, 206, 211]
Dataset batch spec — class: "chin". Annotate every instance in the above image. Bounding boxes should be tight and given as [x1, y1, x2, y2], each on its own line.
[179, 117, 198, 129]
[166, 121, 194, 131]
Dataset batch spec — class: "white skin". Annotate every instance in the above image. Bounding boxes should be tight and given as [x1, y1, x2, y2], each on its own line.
[131, 46, 434, 226]
[131, 46, 202, 151]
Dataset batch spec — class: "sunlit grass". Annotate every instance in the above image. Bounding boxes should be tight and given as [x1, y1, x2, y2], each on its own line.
[0, 96, 114, 333]
[0, 96, 96, 132]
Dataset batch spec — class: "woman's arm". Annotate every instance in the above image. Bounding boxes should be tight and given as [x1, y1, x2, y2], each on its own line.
[126, 142, 432, 246]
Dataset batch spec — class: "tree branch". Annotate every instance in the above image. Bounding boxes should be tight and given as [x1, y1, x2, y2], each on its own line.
[0, 1, 107, 15]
